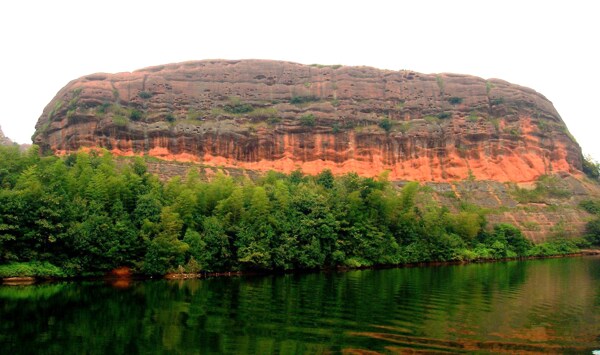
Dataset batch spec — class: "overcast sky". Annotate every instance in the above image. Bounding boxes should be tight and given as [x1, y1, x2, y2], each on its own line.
[1, 1, 598, 160]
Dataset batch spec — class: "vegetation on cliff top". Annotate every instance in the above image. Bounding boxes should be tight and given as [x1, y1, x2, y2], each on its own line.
[581, 199, 600, 245]
[583, 155, 600, 180]
[0, 145, 588, 278]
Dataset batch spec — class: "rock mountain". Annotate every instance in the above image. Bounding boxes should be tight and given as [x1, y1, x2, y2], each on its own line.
[0, 125, 13, 146]
[34, 59, 582, 183]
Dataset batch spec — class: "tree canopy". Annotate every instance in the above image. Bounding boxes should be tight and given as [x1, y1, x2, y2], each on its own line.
[0, 145, 580, 277]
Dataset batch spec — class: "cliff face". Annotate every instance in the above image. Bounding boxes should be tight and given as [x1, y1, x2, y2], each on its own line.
[34, 59, 582, 182]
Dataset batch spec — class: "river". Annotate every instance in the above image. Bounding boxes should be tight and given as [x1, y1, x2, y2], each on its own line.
[1, 256, 600, 354]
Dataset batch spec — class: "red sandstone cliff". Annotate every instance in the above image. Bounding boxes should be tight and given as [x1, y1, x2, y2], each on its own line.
[33, 59, 582, 182]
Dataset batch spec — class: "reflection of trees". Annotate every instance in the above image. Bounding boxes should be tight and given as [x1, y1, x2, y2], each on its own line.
[590, 257, 600, 309]
[0, 282, 148, 354]
[0, 282, 66, 302]
[132, 263, 533, 352]
[1, 258, 599, 353]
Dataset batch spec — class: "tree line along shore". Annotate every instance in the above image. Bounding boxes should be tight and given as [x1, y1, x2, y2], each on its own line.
[1, 145, 599, 279]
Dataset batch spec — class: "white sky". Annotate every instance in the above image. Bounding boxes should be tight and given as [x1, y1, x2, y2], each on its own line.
[1, 1, 599, 161]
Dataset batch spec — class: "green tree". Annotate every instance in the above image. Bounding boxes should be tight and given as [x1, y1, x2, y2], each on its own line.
[585, 218, 600, 245]
[133, 193, 163, 227]
[199, 216, 232, 271]
[447, 211, 485, 244]
[143, 207, 189, 274]
[316, 169, 334, 189]
[378, 118, 392, 132]
[582, 155, 600, 180]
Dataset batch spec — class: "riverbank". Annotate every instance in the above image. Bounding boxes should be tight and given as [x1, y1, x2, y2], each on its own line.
[4, 249, 600, 285]
[3, 254, 599, 353]
[164, 249, 600, 280]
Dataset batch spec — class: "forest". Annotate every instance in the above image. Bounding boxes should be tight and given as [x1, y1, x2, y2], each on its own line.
[0, 145, 590, 277]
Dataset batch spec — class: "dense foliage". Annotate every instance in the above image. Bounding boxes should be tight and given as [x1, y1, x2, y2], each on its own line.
[581, 199, 600, 245]
[0, 145, 581, 277]
[582, 155, 600, 180]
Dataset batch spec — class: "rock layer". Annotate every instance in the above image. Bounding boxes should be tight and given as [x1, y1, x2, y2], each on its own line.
[34, 60, 582, 182]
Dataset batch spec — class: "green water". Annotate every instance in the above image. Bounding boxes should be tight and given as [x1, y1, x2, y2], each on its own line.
[1, 257, 600, 354]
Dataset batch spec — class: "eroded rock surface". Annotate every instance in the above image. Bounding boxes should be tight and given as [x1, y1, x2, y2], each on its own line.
[34, 59, 582, 182]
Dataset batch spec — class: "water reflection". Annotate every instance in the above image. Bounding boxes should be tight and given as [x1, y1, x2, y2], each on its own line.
[1, 257, 599, 354]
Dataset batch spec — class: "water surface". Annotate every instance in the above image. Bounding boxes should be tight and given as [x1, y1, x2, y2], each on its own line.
[2, 256, 600, 353]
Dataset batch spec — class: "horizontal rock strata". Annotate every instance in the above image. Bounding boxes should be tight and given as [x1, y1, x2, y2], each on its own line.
[34, 59, 582, 182]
